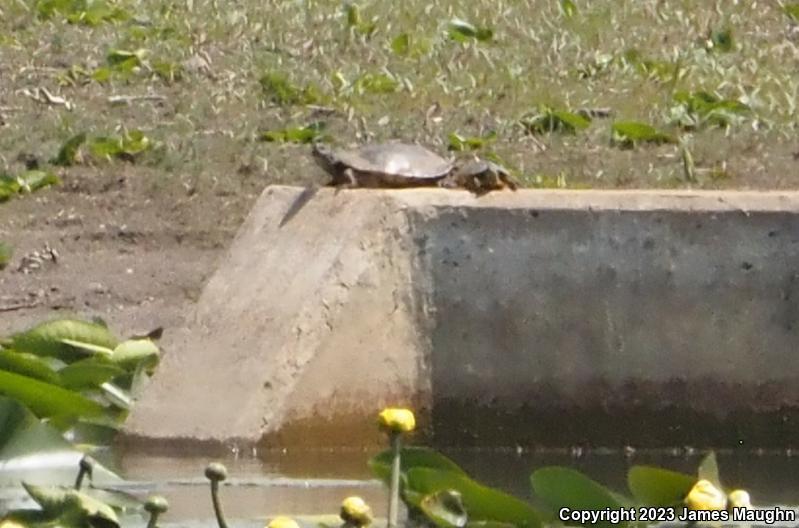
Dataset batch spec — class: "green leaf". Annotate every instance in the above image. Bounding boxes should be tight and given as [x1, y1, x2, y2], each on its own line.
[391, 33, 411, 56]
[89, 136, 123, 158]
[58, 358, 126, 390]
[531, 467, 628, 528]
[448, 19, 493, 42]
[0, 396, 39, 449]
[259, 72, 319, 105]
[106, 48, 147, 67]
[0, 398, 122, 487]
[0, 242, 12, 270]
[697, 451, 722, 490]
[368, 446, 468, 484]
[260, 123, 327, 144]
[110, 339, 160, 371]
[522, 107, 591, 135]
[354, 72, 398, 94]
[611, 121, 676, 148]
[10, 319, 119, 361]
[448, 131, 497, 151]
[52, 132, 87, 166]
[627, 466, 695, 507]
[18, 170, 60, 193]
[0, 370, 107, 421]
[669, 91, 749, 130]
[785, 3, 799, 21]
[23, 483, 120, 527]
[408, 468, 543, 528]
[560, 0, 578, 18]
[0, 350, 60, 384]
[708, 27, 733, 53]
[419, 489, 468, 528]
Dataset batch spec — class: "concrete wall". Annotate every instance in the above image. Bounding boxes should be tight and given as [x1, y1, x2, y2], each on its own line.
[123, 187, 799, 450]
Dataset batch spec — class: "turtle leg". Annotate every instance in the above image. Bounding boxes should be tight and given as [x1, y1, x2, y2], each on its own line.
[499, 171, 520, 191]
[333, 168, 359, 194]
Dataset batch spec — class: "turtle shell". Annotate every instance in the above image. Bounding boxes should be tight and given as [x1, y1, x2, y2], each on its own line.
[332, 143, 454, 180]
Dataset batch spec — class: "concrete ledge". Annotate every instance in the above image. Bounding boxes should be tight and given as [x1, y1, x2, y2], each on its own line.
[123, 186, 799, 449]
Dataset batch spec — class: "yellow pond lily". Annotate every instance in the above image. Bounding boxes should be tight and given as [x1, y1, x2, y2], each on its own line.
[378, 408, 416, 434]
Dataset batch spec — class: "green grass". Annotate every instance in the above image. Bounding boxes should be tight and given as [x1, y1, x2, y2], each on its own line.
[1, 0, 799, 190]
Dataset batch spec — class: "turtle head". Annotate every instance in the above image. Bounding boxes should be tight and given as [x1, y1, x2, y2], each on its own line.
[311, 142, 338, 172]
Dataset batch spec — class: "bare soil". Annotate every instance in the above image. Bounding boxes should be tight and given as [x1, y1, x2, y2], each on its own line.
[0, 166, 261, 337]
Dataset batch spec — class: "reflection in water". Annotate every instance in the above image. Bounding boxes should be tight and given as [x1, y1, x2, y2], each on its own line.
[5, 447, 795, 522]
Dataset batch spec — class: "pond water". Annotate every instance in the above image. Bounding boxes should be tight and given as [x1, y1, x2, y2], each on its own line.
[109, 448, 799, 521]
[4, 447, 799, 525]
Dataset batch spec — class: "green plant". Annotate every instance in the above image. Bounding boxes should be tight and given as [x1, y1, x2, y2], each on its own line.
[0, 318, 161, 433]
[611, 121, 676, 149]
[521, 106, 591, 135]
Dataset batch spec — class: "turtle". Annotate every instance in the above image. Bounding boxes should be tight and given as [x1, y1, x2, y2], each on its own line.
[278, 142, 517, 228]
[311, 142, 519, 192]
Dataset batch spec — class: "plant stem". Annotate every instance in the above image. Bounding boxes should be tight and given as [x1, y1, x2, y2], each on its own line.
[210, 481, 229, 528]
[387, 431, 402, 528]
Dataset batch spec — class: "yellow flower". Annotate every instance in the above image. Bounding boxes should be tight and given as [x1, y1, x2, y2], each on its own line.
[0, 519, 28, 528]
[727, 489, 752, 509]
[266, 516, 300, 528]
[340, 496, 373, 526]
[685, 479, 727, 510]
[378, 408, 416, 433]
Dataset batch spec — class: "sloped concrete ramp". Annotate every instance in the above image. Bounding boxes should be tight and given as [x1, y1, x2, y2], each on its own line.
[124, 186, 799, 449]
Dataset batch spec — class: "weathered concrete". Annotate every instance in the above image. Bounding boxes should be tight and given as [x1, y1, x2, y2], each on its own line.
[124, 186, 799, 449]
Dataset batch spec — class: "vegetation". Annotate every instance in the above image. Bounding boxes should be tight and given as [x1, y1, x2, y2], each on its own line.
[1, 1, 798, 193]
[0, 317, 161, 490]
[0, 406, 763, 528]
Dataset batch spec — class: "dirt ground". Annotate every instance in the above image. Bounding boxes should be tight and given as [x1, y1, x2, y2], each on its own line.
[0, 166, 261, 337]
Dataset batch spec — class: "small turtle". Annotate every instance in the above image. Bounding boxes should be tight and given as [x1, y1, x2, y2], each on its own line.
[311, 142, 519, 192]
[442, 156, 519, 195]
[311, 142, 453, 188]
[279, 142, 517, 227]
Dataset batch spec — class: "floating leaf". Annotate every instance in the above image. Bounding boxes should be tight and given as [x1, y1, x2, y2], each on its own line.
[408, 468, 543, 528]
[531, 467, 629, 528]
[611, 121, 676, 148]
[448, 19, 493, 42]
[369, 446, 468, 484]
[627, 465, 695, 507]
[419, 489, 468, 528]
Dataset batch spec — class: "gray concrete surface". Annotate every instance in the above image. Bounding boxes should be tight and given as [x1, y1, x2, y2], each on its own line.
[123, 186, 799, 449]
